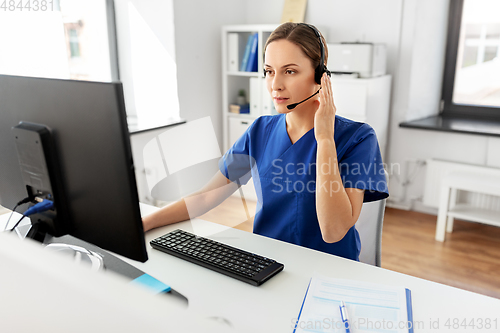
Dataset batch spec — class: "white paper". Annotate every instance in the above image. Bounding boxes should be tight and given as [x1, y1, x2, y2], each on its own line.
[294, 274, 411, 333]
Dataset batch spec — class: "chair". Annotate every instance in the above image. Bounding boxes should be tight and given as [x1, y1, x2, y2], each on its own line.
[355, 198, 387, 267]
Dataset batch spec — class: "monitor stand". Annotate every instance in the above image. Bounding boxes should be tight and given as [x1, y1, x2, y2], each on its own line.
[12, 221, 105, 272]
[6, 217, 188, 308]
[44, 234, 189, 308]
[26, 221, 50, 243]
[45, 243, 105, 271]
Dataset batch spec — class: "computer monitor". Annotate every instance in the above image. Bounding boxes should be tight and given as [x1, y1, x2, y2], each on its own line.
[0, 74, 148, 262]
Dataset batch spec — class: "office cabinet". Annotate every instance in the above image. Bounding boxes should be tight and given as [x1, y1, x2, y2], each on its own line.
[228, 117, 252, 145]
[331, 75, 392, 159]
[221, 25, 278, 152]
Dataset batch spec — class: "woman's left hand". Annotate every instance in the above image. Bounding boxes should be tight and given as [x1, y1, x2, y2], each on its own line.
[314, 72, 336, 142]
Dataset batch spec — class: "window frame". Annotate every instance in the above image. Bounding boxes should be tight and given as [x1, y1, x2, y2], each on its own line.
[441, 0, 500, 120]
[105, 0, 120, 82]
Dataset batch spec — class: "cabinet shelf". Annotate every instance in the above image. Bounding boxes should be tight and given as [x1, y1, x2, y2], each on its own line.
[226, 112, 258, 120]
[222, 24, 278, 152]
[448, 204, 500, 227]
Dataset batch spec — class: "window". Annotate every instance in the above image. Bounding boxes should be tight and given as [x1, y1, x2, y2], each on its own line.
[0, 0, 180, 123]
[68, 29, 81, 58]
[0, 0, 118, 82]
[442, 0, 500, 119]
[113, 0, 180, 123]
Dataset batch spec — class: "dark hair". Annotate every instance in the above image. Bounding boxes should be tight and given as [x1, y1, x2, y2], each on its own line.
[264, 22, 328, 69]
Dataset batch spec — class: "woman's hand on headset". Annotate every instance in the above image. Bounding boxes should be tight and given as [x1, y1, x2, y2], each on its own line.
[314, 72, 336, 142]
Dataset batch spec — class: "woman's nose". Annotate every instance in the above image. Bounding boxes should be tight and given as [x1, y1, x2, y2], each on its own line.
[272, 74, 284, 91]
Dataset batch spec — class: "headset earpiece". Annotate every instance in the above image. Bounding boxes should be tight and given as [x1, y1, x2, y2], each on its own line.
[315, 65, 324, 85]
[299, 23, 329, 85]
[315, 66, 332, 84]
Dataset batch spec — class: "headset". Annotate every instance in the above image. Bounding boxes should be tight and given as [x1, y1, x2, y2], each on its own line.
[301, 23, 332, 84]
[263, 23, 332, 110]
[263, 23, 331, 85]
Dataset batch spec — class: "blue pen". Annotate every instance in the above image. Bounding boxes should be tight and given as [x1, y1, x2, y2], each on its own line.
[339, 300, 350, 333]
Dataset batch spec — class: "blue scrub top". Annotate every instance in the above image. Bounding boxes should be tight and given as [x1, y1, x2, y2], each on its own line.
[219, 114, 389, 261]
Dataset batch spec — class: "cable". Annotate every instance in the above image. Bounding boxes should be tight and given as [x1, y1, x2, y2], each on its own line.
[9, 215, 26, 233]
[8, 199, 54, 233]
[23, 199, 54, 217]
[3, 197, 31, 232]
[3, 205, 19, 232]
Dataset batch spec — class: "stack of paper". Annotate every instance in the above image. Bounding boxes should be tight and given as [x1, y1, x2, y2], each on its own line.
[293, 274, 413, 333]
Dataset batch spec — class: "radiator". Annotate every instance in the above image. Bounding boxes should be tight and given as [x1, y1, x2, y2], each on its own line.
[423, 159, 500, 210]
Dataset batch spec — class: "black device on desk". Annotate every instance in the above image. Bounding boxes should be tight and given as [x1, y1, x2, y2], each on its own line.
[151, 229, 284, 286]
[0, 74, 147, 262]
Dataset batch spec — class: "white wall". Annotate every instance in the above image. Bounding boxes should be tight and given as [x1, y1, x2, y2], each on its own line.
[173, 0, 246, 137]
[169, 0, 248, 182]
[115, 0, 180, 128]
[132, 0, 499, 213]
[386, 0, 449, 210]
[122, 0, 246, 203]
[126, 0, 245, 203]
[244, 0, 403, 88]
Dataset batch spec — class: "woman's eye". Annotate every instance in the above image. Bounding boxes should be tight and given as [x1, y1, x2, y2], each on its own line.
[285, 69, 296, 74]
[264, 70, 273, 75]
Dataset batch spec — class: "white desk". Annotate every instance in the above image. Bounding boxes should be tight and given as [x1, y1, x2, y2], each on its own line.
[1, 205, 499, 332]
[126, 204, 500, 332]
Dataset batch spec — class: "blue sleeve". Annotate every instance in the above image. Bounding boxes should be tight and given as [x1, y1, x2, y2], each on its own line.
[218, 120, 256, 186]
[338, 124, 389, 202]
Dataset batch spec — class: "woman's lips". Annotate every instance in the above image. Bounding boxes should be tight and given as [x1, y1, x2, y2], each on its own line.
[274, 97, 289, 104]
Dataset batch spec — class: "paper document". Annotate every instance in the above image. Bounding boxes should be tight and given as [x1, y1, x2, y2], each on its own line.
[293, 274, 413, 333]
[280, 0, 307, 23]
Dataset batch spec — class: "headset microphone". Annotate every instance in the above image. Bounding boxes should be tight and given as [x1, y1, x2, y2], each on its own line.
[287, 88, 321, 110]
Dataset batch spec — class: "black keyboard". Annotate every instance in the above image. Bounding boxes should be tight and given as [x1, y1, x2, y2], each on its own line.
[150, 229, 284, 286]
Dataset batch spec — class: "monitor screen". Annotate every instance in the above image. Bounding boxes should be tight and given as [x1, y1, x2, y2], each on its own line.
[0, 74, 148, 262]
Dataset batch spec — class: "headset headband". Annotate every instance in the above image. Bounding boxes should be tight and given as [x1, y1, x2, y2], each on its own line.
[299, 23, 329, 84]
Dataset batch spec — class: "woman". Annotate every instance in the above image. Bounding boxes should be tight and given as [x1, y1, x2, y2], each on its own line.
[143, 22, 388, 261]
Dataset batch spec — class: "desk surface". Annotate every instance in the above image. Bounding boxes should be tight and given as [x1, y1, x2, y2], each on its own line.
[125, 204, 500, 333]
[1, 205, 499, 332]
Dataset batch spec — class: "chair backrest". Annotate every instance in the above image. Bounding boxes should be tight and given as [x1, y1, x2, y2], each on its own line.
[356, 198, 386, 267]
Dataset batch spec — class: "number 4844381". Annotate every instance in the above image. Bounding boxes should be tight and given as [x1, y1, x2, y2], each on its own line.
[1, 0, 54, 11]
[445, 318, 498, 330]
